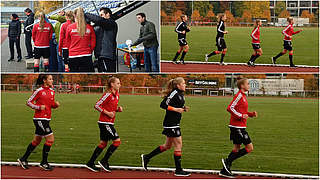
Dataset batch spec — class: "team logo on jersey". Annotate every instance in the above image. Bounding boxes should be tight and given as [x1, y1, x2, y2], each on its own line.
[51, 92, 54, 96]
[116, 96, 119, 100]
[42, 92, 46, 96]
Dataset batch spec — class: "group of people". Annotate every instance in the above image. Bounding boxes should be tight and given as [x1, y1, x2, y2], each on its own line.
[172, 14, 302, 68]
[18, 75, 257, 178]
[8, 7, 159, 72]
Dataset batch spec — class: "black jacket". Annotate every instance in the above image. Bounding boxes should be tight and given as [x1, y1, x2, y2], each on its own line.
[160, 89, 185, 128]
[85, 13, 118, 61]
[8, 19, 21, 38]
[132, 20, 158, 48]
[24, 12, 34, 33]
[175, 21, 190, 39]
[217, 20, 225, 38]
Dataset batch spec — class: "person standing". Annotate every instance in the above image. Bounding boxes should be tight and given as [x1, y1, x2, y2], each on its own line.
[172, 15, 190, 64]
[85, 7, 118, 72]
[132, 13, 159, 72]
[17, 74, 60, 171]
[8, 13, 22, 62]
[247, 19, 263, 66]
[23, 8, 34, 59]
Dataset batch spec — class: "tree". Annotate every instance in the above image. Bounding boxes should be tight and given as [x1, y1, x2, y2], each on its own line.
[193, 1, 212, 17]
[231, 1, 244, 17]
[225, 10, 235, 23]
[174, 10, 184, 22]
[191, 10, 201, 21]
[161, 10, 168, 23]
[207, 10, 215, 22]
[242, 10, 252, 22]
[275, 1, 286, 16]
[301, 10, 315, 23]
[263, 9, 271, 21]
[243, 1, 270, 20]
[278, 10, 290, 18]
[34, 1, 63, 15]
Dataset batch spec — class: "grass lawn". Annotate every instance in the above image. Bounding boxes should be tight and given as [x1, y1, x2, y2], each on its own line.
[1, 92, 319, 175]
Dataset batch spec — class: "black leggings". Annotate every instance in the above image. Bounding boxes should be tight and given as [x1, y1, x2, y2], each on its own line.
[69, 56, 94, 72]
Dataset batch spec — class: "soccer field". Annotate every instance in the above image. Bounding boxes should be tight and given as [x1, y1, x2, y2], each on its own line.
[161, 26, 319, 66]
[1, 92, 319, 175]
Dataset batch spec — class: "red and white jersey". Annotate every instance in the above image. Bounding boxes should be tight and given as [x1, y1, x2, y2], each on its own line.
[58, 20, 73, 53]
[227, 91, 254, 128]
[65, 23, 96, 58]
[282, 24, 301, 41]
[95, 90, 119, 125]
[32, 22, 53, 48]
[251, 25, 260, 44]
[27, 86, 58, 120]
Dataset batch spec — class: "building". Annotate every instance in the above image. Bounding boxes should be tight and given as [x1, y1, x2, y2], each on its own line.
[0, 1, 33, 24]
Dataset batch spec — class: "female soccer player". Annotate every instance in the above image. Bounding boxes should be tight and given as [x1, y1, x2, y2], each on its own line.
[219, 78, 257, 178]
[272, 17, 302, 68]
[172, 15, 190, 64]
[247, 19, 262, 66]
[205, 13, 228, 65]
[141, 77, 191, 177]
[59, 10, 74, 72]
[86, 77, 123, 172]
[32, 12, 53, 72]
[66, 7, 96, 72]
[18, 74, 60, 171]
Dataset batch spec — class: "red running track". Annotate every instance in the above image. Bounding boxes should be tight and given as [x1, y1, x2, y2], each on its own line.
[2, 165, 276, 179]
[161, 62, 319, 73]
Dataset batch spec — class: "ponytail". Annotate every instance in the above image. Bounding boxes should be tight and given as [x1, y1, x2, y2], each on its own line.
[74, 7, 86, 37]
[107, 77, 119, 91]
[39, 12, 46, 32]
[162, 77, 185, 98]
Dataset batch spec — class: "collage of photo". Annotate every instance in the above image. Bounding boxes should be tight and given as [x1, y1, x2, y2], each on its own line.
[1, 0, 319, 179]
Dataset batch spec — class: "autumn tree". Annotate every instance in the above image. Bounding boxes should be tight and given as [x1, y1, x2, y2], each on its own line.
[301, 10, 315, 23]
[225, 10, 235, 23]
[191, 10, 201, 21]
[34, 1, 63, 15]
[243, 1, 270, 20]
[207, 10, 215, 22]
[278, 10, 290, 18]
[174, 10, 184, 22]
[275, 1, 286, 16]
[242, 10, 252, 22]
[161, 10, 167, 23]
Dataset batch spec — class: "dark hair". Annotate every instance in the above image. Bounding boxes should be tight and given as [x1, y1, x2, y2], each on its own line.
[136, 12, 146, 19]
[36, 74, 52, 86]
[107, 77, 119, 90]
[24, 8, 32, 13]
[12, 13, 19, 19]
[100, 7, 112, 16]
[180, 15, 186, 21]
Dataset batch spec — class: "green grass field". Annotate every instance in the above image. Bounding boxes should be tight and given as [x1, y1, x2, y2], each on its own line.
[161, 26, 319, 66]
[1, 92, 319, 175]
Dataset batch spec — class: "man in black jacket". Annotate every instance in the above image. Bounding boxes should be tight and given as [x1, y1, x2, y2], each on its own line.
[23, 8, 34, 59]
[85, 7, 118, 72]
[8, 14, 22, 62]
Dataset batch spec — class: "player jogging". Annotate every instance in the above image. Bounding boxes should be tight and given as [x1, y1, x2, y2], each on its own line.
[18, 74, 60, 171]
[271, 17, 302, 68]
[86, 77, 123, 172]
[141, 77, 191, 177]
[205, 13, 228, 65]
[172, 15, 190, 64]
[219, 78, 258, 178]
[247, 19, 262, 66]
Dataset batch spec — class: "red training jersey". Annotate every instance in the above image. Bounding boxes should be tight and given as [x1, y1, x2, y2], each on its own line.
[227, 90, 254, 128]
[282, 24, 301, 41]
[251, 25, 260, 44]
[32, 22, 53, 48]
[27, 86, 58, 120]
[94, 90, 120, 125]
[65, 23, 96, 58]
[58, 19, 73, 53]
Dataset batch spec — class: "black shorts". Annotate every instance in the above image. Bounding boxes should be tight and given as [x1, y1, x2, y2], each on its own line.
[62, 49, 69, 64]
[178, 38, 188, 46]
[229, 127, 252, 145]
[69, 56, 94, 72]
[252, 43, 261, 50]
[283, 40, 293, 51]
[216, 37, 227, 51]
[33, 119, 53, 137]
[162, 127, 181, 137]
[98, 123, 119, 141]
[34, 47, 50, 59]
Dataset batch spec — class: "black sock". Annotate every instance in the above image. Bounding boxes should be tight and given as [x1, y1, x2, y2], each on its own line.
[220, 54, 225, 63]
[88, 146, 104, 164]
[274, 52, 283, 60]
[44, 65, 49, 72]
[21, 143, 37, 160]
[146, 146, 163, 159]
[173, 52, 181, 61]
[226, 148, 248, 165]
[289, 55, 294, 65]
[252, 54, 260, 63]
[207, 51, 217, 57]
[41, 144, 51, 163]
[101, 145, 118, 162]
[34, 67, 39, 72]
[249, 55, 255, 62]
[180, 51, 187, 61]
[174, 155, 182, 171]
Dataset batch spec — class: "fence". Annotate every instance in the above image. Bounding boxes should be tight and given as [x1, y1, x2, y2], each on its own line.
[1, 84, 318, 98]
[161, 22, 319, 27]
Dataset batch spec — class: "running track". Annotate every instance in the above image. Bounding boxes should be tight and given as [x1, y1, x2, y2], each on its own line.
[161, 61, 319, 73]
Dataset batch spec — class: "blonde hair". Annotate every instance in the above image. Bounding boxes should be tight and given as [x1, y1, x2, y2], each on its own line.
[163, 77, 185, 97]
[237, 78, 248, 89]
[287, 17, 294, 23]
[218, 13, 225, 21]
[107, 77, 119, 90]
[74, 7, 86, 37]
[38, 12, 46, 32]
[66, 10, 75, 23]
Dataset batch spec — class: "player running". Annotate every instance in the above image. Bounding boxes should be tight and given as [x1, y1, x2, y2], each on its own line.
[205, 13, 228, 65]
[219, 78, 258, 178]
[141, 77, 191, 177]
[271, 17, 302, 68]
[18, 74, 60, 171]
[247, 19, 262, 66]
[172, 15, 190, 64]
[86, 77, 123, 172]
